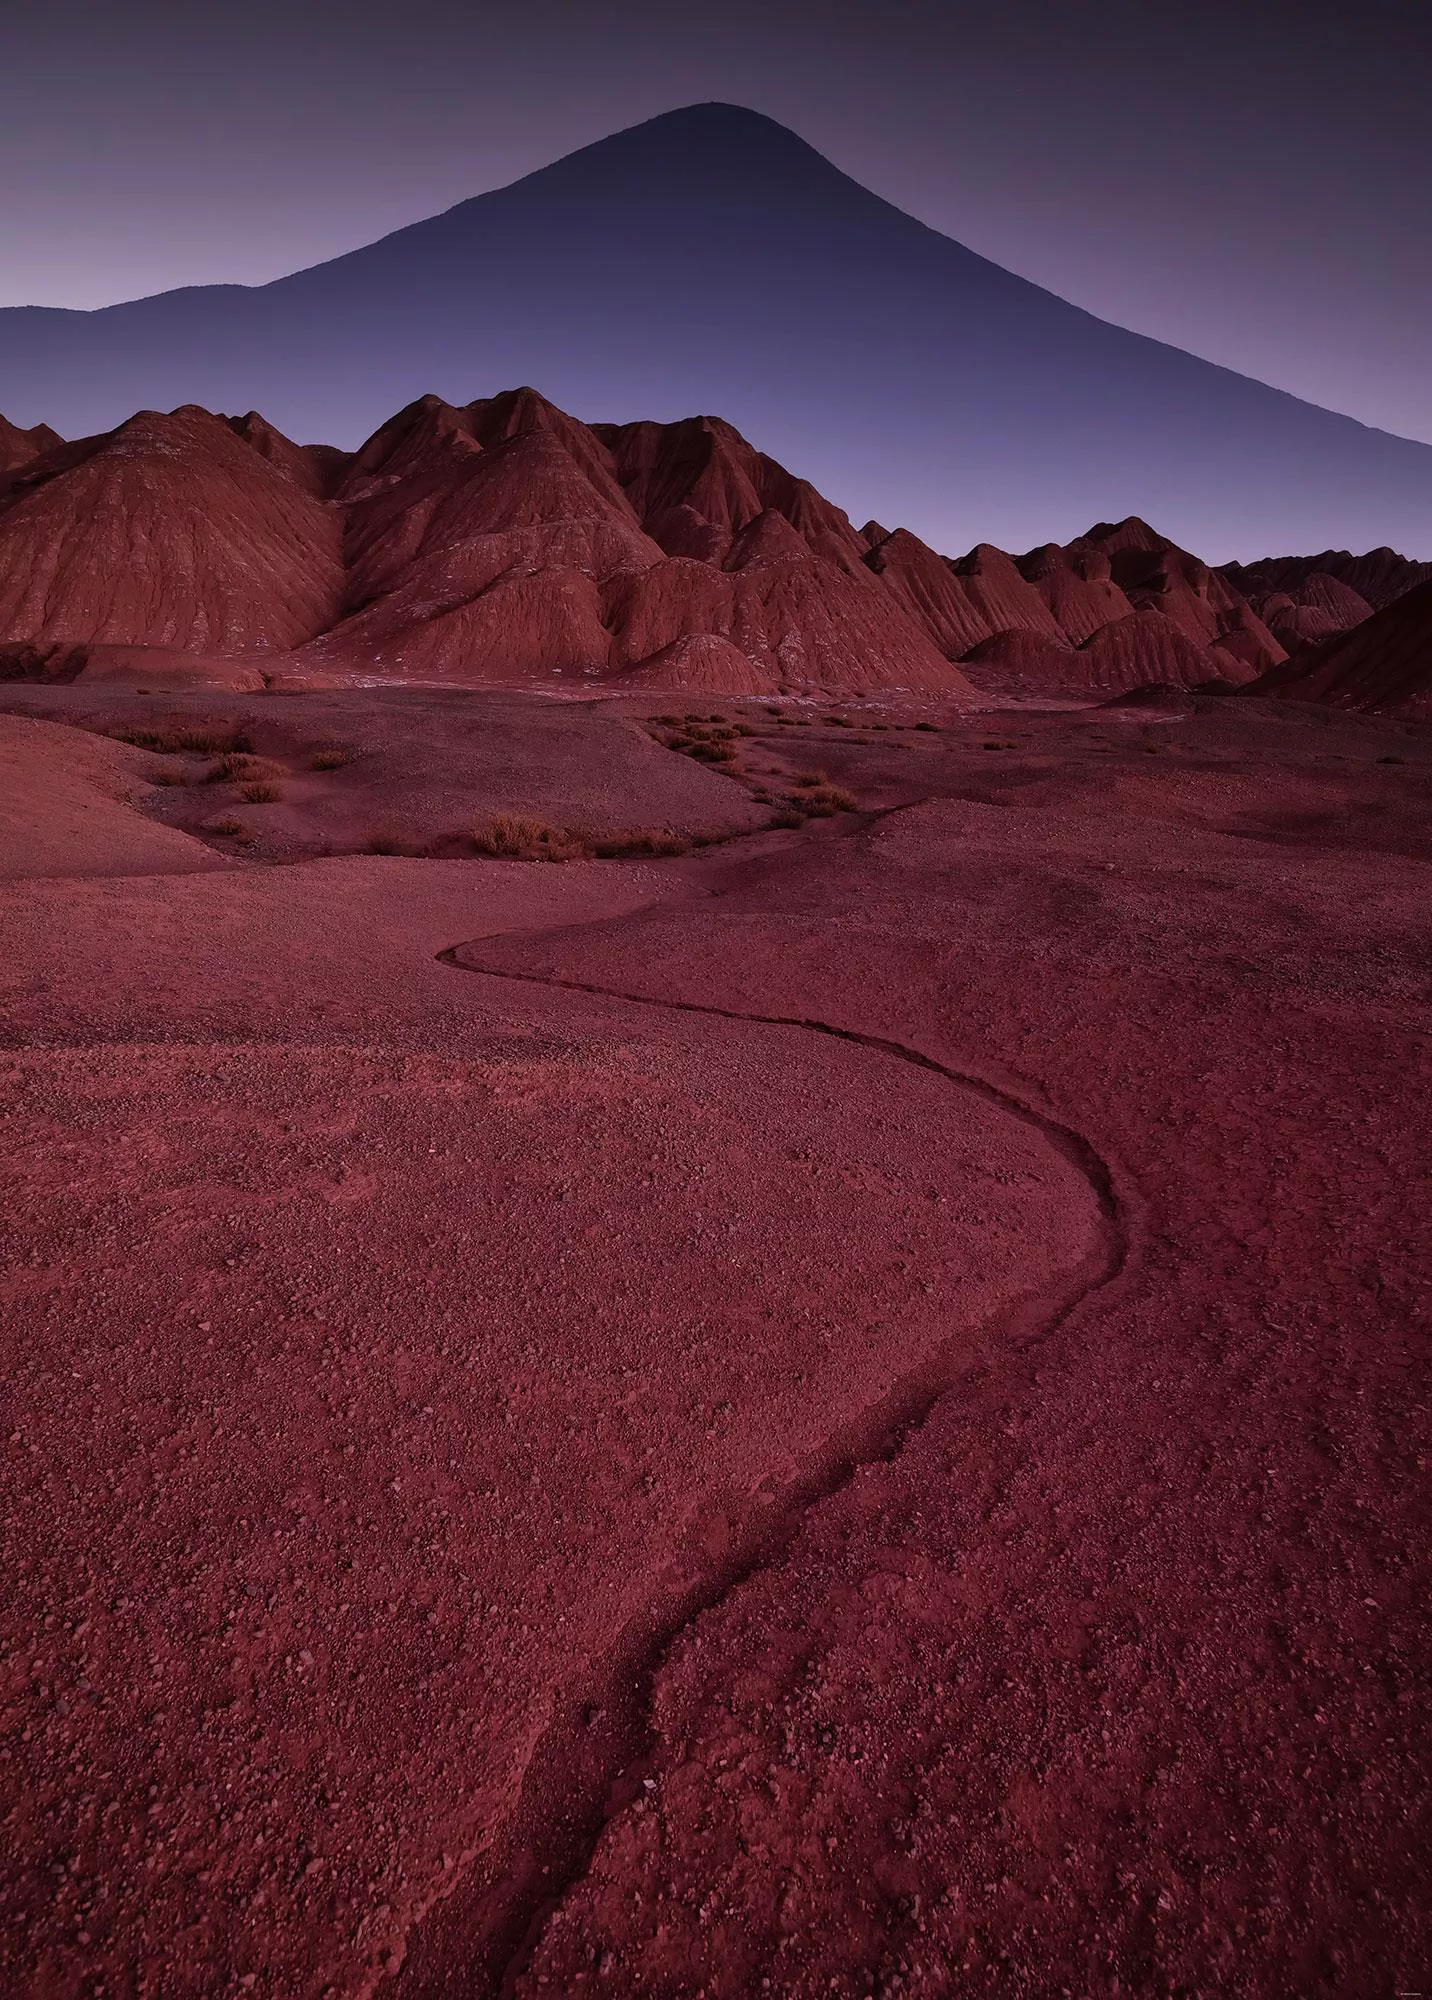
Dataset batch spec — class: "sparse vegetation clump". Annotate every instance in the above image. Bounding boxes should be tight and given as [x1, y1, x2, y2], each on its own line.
[591, 827, 691, 859]
[472, 814, 587, 862]
[797, 784, 858, 817]
[793, 769, 828, 789]
[118, 726, 252, 756]
[205, 816, 248, 838]
[206, 752, 286, 785]
[914, 720, 939, 732]
[239, 780, 284, 803]
[309, 746, 352, 770]
[147, 764, 188, 787]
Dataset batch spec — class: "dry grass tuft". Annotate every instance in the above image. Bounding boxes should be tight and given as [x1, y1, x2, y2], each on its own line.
[205, 816, 248, 838]
[793, 769, 829, 789]
[309, 746, 352, 770]
[591, 827, 691, 859]
[239, 780, 284, 804]
[118, 726, 252, 756]
[799, 785, 857, 816]
[473, 814, 588, 862]
[207, 752, 286, 785]
[147, 764, 189, 787]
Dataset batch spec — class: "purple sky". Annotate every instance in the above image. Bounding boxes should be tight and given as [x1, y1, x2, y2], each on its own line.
[4, 0, 1429, 445]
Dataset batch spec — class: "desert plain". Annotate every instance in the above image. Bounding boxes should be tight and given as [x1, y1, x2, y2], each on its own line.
[1, 671, 1427, 1997]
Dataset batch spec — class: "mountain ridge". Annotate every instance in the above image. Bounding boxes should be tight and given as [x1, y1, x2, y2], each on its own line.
[7, 384, 1426, 711]
[1, 105, 1428, 561]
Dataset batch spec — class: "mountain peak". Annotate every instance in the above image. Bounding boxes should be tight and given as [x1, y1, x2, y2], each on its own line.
[1, 112, 1428, 558]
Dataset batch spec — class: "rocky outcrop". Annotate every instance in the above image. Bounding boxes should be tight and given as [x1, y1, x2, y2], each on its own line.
[1223, 548, 1432, 617]
[1081, 518, 1284, 680]
[0, 405, 345, 652]
[1253, 579, 1432, 718]
[0, 415, 62, 475]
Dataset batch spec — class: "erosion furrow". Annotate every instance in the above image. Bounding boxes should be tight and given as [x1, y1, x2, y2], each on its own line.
[382, 945, 1136, 1998]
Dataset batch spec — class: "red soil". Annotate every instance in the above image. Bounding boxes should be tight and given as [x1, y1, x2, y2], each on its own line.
[1, 683, 1427, 1997]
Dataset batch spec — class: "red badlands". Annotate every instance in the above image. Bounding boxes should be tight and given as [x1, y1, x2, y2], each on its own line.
[3, 388, 1429, 712]
[0, 389, 1428, 2000]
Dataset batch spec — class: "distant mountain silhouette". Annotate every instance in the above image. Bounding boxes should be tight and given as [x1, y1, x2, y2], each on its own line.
[1, 104, 1428, 558]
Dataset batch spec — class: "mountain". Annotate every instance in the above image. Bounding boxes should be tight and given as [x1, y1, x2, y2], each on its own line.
[1253, 579, 1432, 718]
[0, 390, 968, 697]
[0, 405, 344, 656]
[6, 385, 1422, 705]
[0, 415, 61, 474]
[1221, 547, 1432, 653]
[1, 105, 1428, 562]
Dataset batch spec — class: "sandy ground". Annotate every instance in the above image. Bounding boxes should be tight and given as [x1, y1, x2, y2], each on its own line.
[0, 685, 1427, 1997]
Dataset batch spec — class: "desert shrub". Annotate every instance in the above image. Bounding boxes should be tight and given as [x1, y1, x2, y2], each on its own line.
[206, 816, 247, 837]
[802, 784, 857, 814]
[473, 814, 587, 861]
[118, 726, 252, 756]
[982, 739, 1017, 751]
[687, 741, 736, 763]
[732, 722, 758, 737]
[148, 764, 188, 787]
[240, 780, 283, 803]
[706, 713, 725, 723]
[793, 769, 828, 789]
[684, 711, 706, 722]
[207, 752, 286, 784]
[768, 808, 806, 829]
[309, 746, 352, 770]
[651, 713, 683, 726]
[870, 722, 889, 731]
[592, 827, 691, 859]
[914, 720, 939, 732]
[827, 715, 854, 727]
[765, 706, 785, 717]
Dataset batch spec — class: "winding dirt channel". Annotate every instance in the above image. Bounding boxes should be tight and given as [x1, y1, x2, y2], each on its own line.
[404, 943, 1135, 1995]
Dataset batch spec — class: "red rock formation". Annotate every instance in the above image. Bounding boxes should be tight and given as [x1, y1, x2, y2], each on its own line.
[1075, 609, 1223, 692]
[313, 394, 967, 695]
[1249, 572, 1374, 650]
[596, 415, 871, 575]
[0, 406, 344, 651]
[1016, 541, 1133, 644]
[1223, 547, 1432, 616]
[6, 387, 1388, 706]
[958, 629, 1085, 696]
[1083, 518, 1284, 677]
[227, 410, 350, 498]
[1254, 578, 1432, 718]
[863, 529, 998, 659]
[948, 543, 1065, 643]
[615, 633, 774, 694]
[0, 415, 62, 475]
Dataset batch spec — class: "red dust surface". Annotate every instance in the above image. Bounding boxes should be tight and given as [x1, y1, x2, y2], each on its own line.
[0, 683, 1428, 1998]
